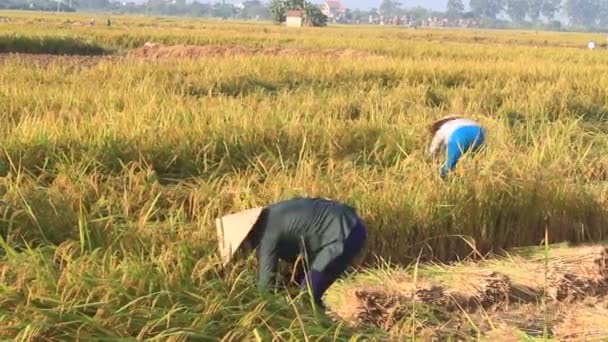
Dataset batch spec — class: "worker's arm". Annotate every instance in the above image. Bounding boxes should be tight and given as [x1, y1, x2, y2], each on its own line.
[310, 242, 344, 273]
[428, 132, 445, 158]
[256, 232, 280, 291]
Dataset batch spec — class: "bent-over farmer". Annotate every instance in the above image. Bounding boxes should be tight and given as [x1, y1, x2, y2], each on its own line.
[216, 197, 367, 309]
[429, 115, 486, 177]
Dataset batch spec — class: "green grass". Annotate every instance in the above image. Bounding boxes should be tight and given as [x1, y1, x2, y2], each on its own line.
[1, 10, 608, 340]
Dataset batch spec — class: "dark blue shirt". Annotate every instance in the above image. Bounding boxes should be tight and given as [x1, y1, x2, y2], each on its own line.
[253, 198, 359, 290]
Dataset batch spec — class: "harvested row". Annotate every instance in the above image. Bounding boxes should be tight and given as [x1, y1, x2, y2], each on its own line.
[330, 245, 608, 339]
[0, 42, 374, 70]
[130, 42, 374, 59]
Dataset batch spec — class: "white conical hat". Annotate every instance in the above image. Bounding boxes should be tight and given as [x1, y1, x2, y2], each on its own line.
[216, 207, 263, 266]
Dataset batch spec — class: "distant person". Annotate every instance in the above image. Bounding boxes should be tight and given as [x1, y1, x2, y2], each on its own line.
[106, 19, 111, 27]
[216, 197, 368, 309]
[428, 115, 486, 177]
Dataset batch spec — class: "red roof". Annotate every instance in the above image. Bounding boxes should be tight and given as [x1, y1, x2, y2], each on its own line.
[325, 0, 345, 9]
[286, 10, 304, 17]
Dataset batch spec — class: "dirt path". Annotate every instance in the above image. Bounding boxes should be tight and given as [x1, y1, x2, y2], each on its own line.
[329, 244, 608, 340]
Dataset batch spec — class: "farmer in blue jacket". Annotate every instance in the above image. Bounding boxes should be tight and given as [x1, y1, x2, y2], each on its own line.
[216, 197, 367, 309]
[429, 115, 486, 177]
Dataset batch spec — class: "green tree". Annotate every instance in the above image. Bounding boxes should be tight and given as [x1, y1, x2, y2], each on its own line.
[303, 2, 327, 26]
[407, 6, 431, 21]
[238, 1, 269, 20]
[506, 0, 528, 22]
[447, 0, 465, 18]
[349, 8, 364, 21]
[540, 0, 560, 20]
[470, 0, 504, 19]
[77, 0, 109, 10]
[190, 2, 211, 17]
[527, 0, 542, 22]
[343, 8, 353, 22]
[269, 0, 287, 22]
[563, 0, 597, 26]
[379, 0, 402, 17]
[211, 2, 236, 19]
[598, 0, 608, 27]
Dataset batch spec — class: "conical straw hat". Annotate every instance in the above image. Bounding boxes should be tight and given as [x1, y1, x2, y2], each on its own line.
[216, 207, 263, 266]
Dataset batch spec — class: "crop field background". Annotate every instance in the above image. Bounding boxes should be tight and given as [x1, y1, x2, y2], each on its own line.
[1, 10, 608, 340]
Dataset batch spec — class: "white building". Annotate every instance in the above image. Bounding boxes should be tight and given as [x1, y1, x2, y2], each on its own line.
[286, 10, 304, 27]
[321, 0, 347, 21]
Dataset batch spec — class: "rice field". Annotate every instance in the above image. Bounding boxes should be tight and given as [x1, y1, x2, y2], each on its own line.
[1, 10, 608, 340]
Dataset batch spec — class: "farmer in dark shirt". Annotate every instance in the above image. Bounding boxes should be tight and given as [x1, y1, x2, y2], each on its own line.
[216, 197, 368, 309]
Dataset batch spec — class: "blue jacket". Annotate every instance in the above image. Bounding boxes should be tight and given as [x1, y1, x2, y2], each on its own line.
[249, 198, 359, 290]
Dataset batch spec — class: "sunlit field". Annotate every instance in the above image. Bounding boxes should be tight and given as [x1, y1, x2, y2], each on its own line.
[1, 10, 608, 340]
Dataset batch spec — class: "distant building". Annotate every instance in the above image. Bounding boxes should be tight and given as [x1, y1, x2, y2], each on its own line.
[286, 10, 304, 27]
[321, 0, 347, 21]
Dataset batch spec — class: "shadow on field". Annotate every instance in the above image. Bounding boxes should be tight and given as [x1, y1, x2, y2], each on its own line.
[333, 244, 608, 339]
[0, 35, 110, 55]
[184, 71, 401, 98]
[1, 131, 608, 267]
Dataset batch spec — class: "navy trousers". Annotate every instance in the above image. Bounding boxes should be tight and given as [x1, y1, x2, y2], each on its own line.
[299, 219, 367, 308]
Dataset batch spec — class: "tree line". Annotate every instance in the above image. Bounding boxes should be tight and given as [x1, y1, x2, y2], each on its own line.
[422, 0, 605, 30]
[449, 0, 608, 28]
[0, 0, 270, 20]
[2, 0, 608, 31]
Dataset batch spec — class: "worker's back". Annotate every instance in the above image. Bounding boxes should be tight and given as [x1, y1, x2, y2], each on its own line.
[263, 197, 358, 265]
